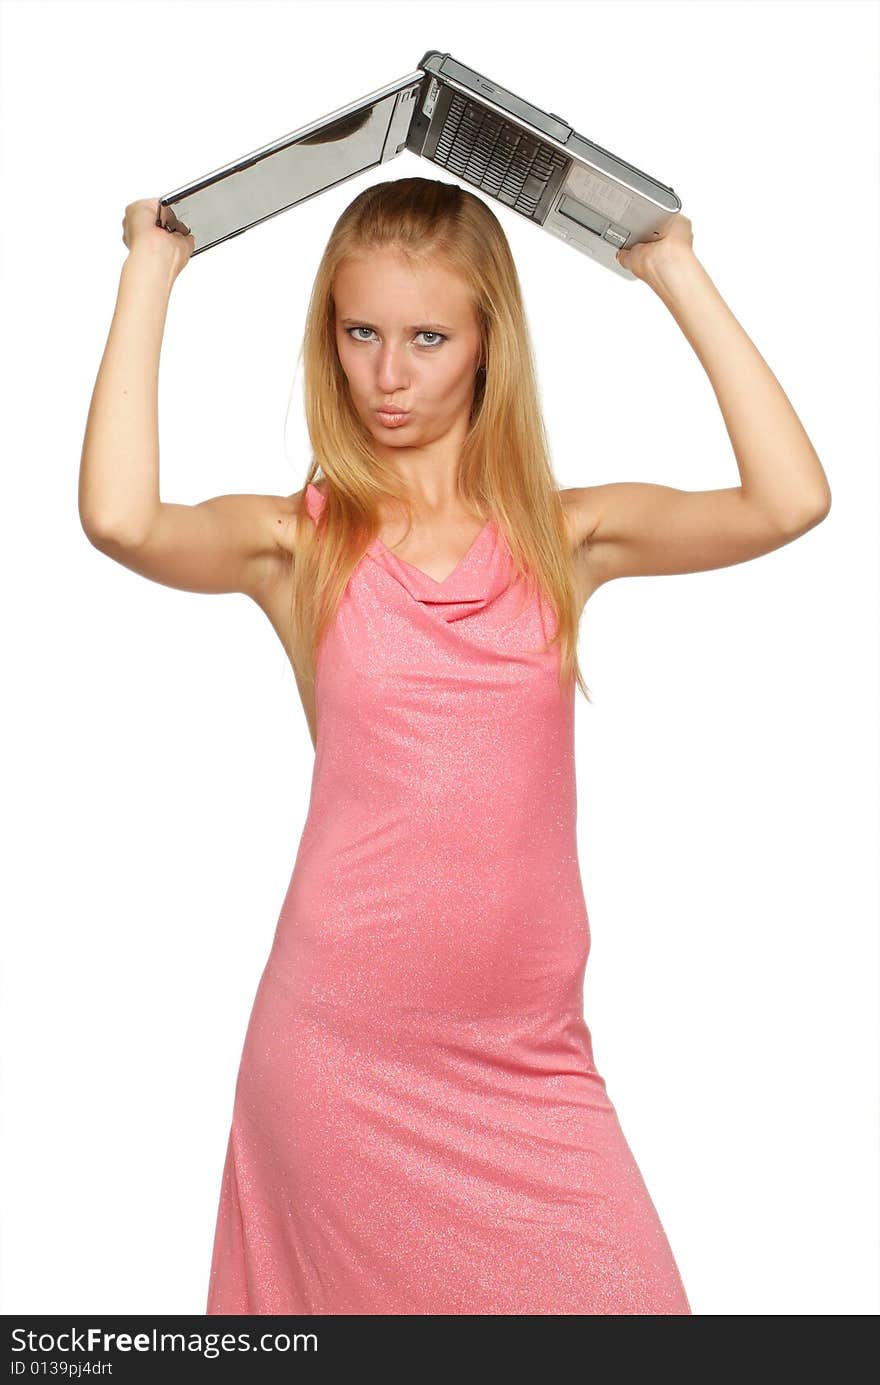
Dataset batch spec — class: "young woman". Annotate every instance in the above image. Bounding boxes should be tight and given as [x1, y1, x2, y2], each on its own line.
[80, 178, 830, 1315]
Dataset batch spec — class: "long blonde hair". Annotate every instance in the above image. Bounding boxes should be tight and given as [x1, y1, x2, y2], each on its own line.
[287, 175, 591, 703]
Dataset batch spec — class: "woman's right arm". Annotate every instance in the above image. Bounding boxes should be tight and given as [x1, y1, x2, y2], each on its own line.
[79, 199, 289, 600]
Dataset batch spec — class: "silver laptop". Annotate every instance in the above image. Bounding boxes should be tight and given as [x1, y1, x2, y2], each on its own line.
[157, 50, 681, 278]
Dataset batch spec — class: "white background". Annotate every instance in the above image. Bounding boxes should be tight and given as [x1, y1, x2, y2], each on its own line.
[1, 0, 877, 1316]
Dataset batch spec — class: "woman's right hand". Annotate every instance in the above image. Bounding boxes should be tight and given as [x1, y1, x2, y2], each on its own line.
[122, 197, 195, 278]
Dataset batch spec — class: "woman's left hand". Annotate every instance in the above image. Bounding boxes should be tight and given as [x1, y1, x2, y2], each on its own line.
[616, 212, 694, 282]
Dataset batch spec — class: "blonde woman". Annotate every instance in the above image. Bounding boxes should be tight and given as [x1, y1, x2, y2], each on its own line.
[80, 178, 830, 1315]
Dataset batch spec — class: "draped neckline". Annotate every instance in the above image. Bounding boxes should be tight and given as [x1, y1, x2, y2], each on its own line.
[371, 517, 494, 588]
[305, 483, 505, 609]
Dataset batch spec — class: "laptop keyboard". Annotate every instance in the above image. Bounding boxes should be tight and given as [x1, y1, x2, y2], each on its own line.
[429, 91, 569, 220]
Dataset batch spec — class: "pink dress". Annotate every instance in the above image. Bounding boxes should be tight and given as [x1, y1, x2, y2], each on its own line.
[205, 480, 691, 1315]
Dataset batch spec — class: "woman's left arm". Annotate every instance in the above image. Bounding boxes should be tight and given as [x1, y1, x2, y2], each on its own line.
[567, 217, 832, 582]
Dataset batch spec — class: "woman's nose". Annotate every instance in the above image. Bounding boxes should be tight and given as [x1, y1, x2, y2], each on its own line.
[376, 350, 408, 390]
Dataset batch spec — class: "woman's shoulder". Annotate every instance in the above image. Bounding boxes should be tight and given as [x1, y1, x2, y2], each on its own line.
[273, 480, 327, 556]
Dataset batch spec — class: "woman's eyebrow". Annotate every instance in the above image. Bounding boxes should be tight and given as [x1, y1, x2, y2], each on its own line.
[340, 317, 453, 331]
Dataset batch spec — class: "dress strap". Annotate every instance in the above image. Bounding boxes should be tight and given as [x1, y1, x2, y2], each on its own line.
[304, 481, 327, 525]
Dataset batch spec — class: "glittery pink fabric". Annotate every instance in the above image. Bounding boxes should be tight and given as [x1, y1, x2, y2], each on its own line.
[205, 481, 691, 1315]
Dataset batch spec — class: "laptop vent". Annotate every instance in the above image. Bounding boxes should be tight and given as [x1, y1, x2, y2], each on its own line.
[431, 92, 568, 219]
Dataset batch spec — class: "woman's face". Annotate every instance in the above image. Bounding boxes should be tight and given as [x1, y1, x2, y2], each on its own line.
[333, 248, 483, 452]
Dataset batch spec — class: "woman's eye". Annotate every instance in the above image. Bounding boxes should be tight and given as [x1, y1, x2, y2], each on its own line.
[345, 327, 446, 348]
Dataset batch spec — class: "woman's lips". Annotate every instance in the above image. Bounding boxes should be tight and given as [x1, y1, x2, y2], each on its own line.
[374, 409, 411, 428]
